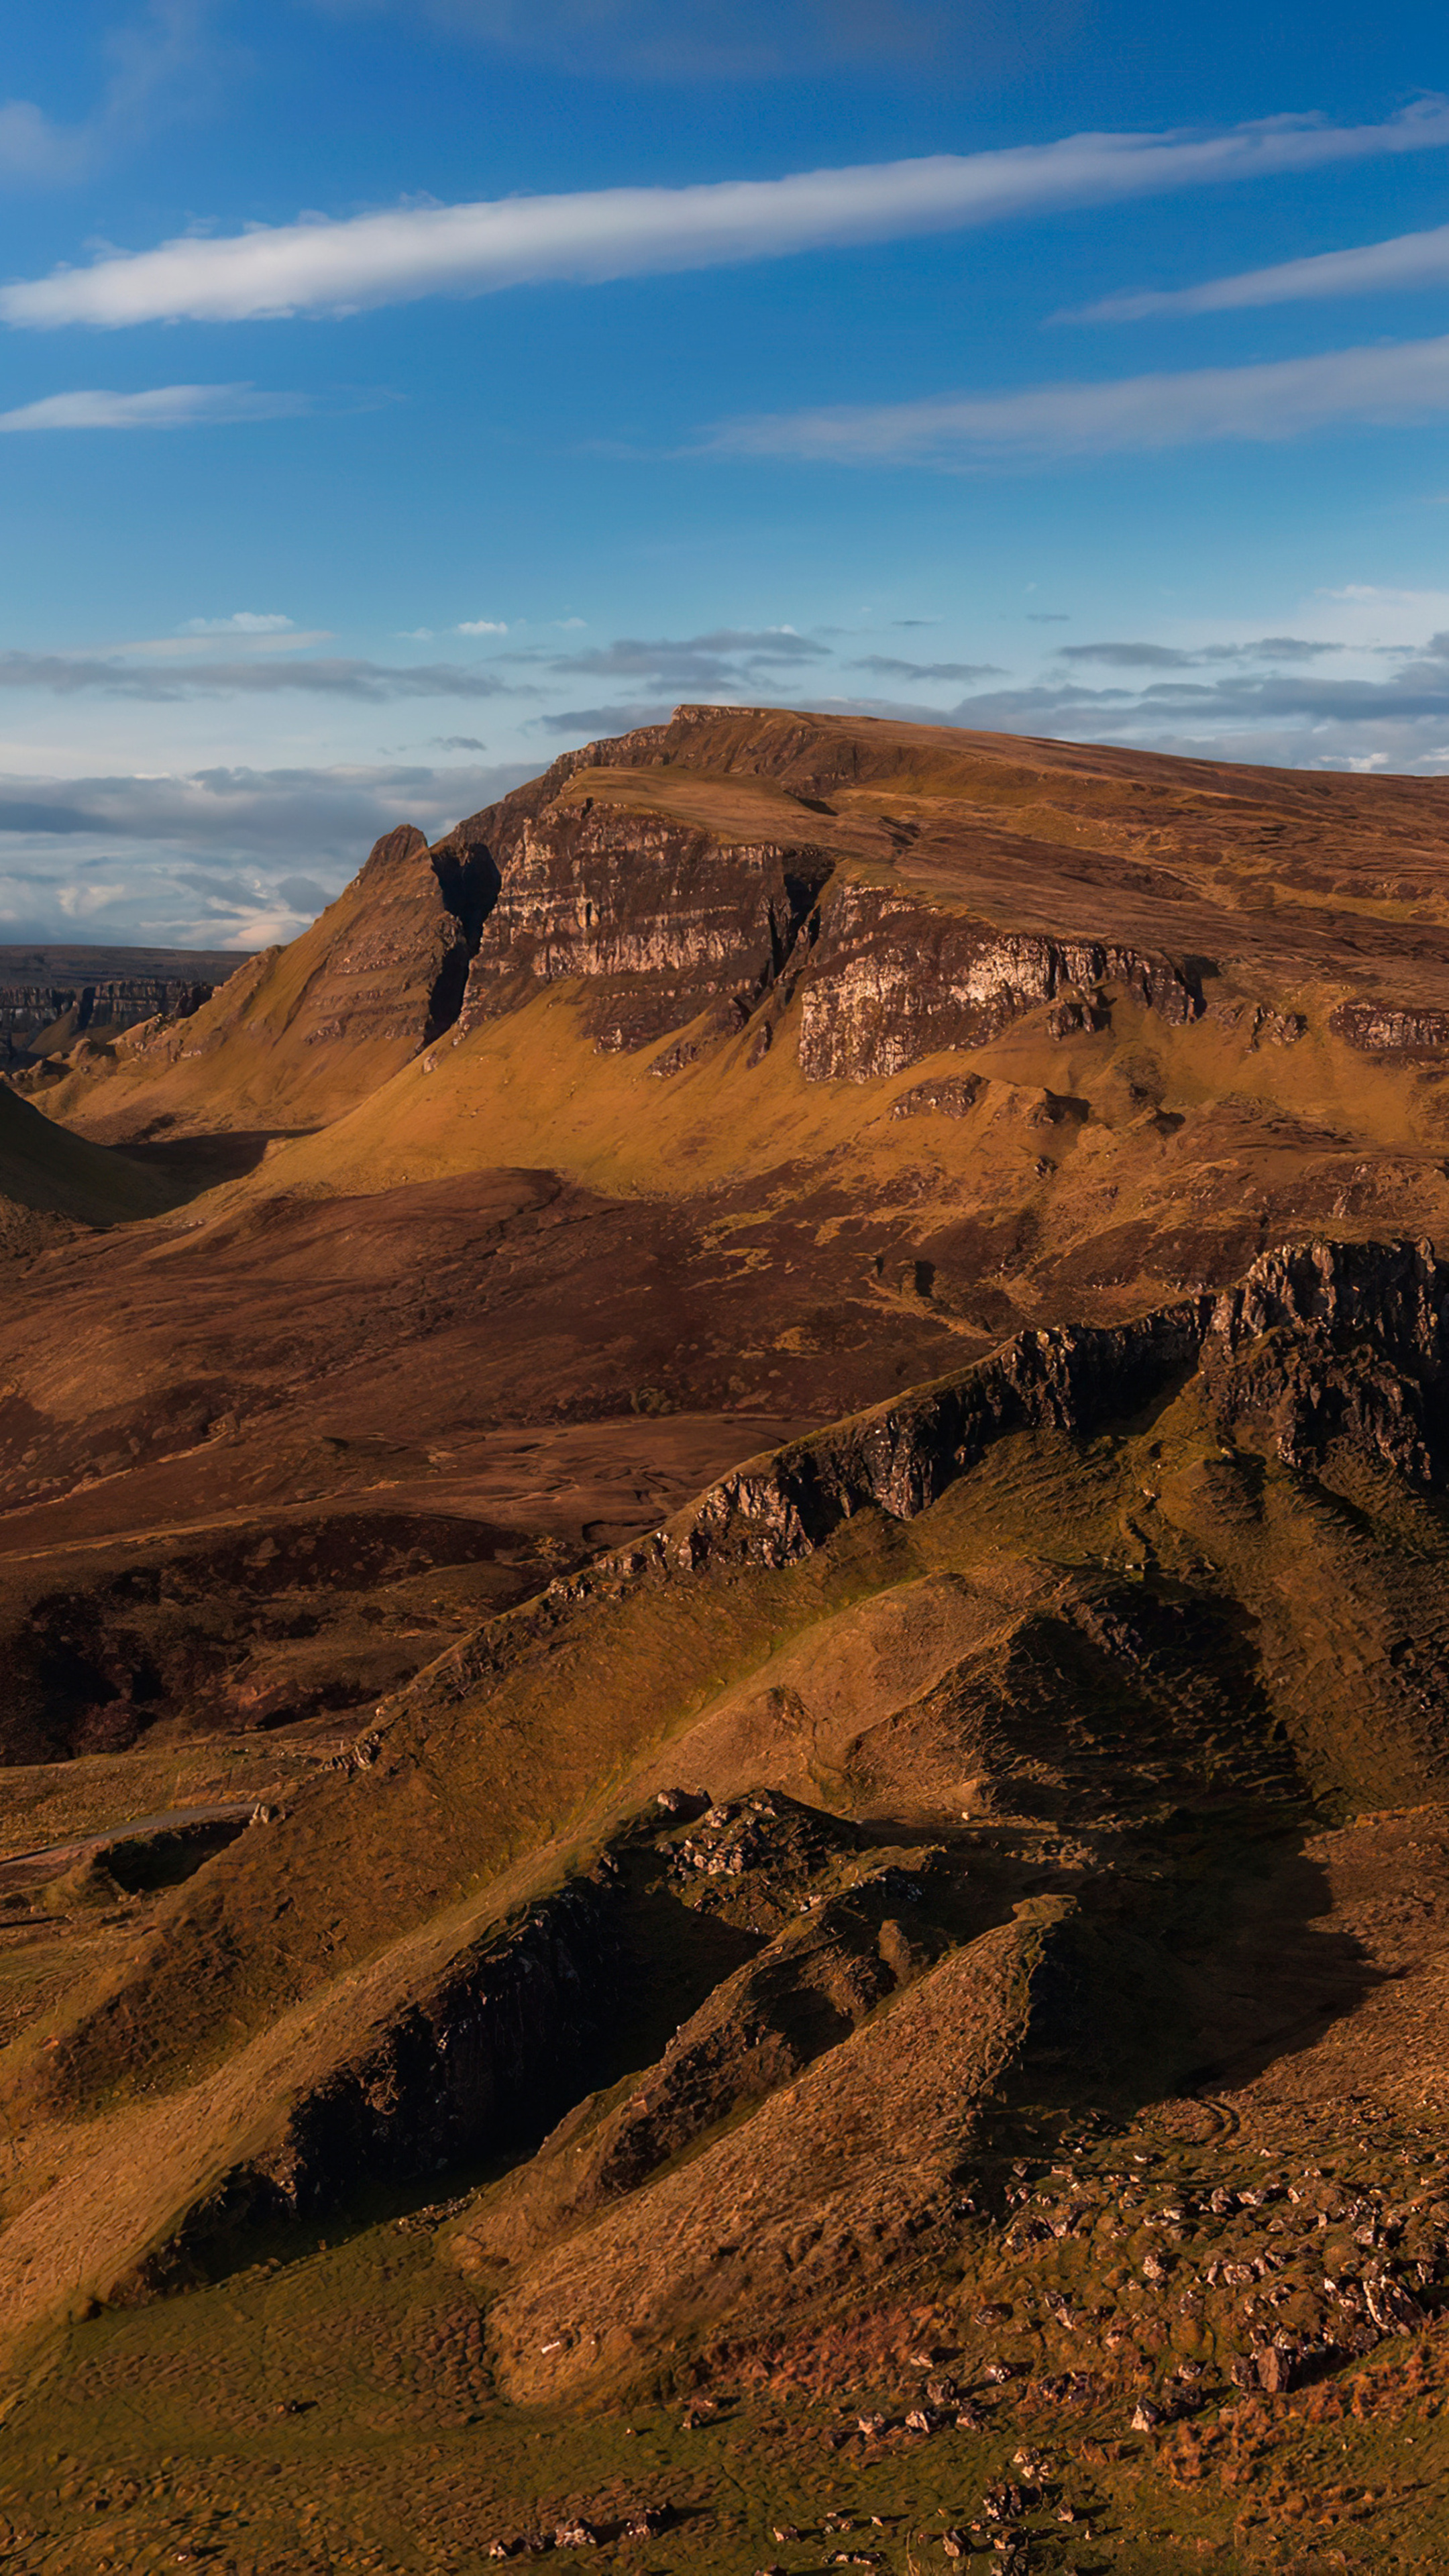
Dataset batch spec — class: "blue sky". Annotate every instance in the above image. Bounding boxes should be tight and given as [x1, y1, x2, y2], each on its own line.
[2, 0, 1449, 947]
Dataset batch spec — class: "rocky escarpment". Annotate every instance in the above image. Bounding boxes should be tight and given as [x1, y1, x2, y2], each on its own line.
[17, 1234, 1449, 2359]
[1332, 999, 1449, 1058]
[458, 798, 830, 1053]
[671, 1236, 1449, 1566]
[446, 760, 1205, 1081]
[1, 976, 215, 1065]
[794, 881, 1203, 1083]
[418, 1239, 1448, 1656]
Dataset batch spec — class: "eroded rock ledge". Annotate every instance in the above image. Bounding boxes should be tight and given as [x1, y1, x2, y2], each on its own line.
[423, 1238, 1447, 1686]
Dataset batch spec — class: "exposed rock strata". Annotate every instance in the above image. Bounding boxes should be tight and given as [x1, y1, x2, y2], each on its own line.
[448, 762, 1207, 1082]
[796, 882, 1202, 1083]
[0, 978, 214, 1064]
[1332, 999, 1449, 1057]
[458, 800, 829, 1052]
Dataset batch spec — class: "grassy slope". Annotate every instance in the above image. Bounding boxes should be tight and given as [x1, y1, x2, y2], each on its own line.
[30, 836, 447, 1142]
[3, 1403, 1449, 2563]
[190, 967, 1449, 1330]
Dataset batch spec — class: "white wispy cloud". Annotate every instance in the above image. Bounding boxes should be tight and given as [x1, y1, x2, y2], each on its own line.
[706, 333, 1449, 464]
[0, 384, 305, 431]
[457, 618, 508, 633]
[180, 610, 294, 633]
[1071, 219, 1449, 323]
[5, 101, 1448, 325]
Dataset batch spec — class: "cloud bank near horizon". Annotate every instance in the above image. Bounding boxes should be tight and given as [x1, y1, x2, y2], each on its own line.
[0, 754, 533, 949]
[8, 642, 1449, 949]
[0, 647, 513, 702]
[5, 102, 1448, 327]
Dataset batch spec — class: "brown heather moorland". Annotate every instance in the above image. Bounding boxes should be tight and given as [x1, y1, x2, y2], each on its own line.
[3, 708, 1449, 2569]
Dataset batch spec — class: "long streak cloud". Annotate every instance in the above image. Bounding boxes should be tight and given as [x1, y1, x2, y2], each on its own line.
[1073, 220, 1449, 322]
[706, 333, 1449, 464]
[0, 384, 304, 431]
[4, 101, 1448, 326]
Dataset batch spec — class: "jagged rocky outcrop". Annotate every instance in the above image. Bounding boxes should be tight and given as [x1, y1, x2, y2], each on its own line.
[126, 1864, 630, 2292]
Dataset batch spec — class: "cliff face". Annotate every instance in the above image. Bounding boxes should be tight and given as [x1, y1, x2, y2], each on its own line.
[0, 977, 214, 1064]
[458, 799, 830, 1054]
[433, 704, 1449, 1099]
[669, 1234, 1449, 1571]
[1331, 999, 1449, 1057]
[794, 881, 1201, 1083]
[447, 743, 1205, 1084]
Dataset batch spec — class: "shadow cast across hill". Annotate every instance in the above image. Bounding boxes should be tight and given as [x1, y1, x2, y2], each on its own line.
[109, 1125, 321, 1197]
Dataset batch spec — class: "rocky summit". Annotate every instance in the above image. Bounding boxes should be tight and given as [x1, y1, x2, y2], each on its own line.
[5, 707, 1449, 2571]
